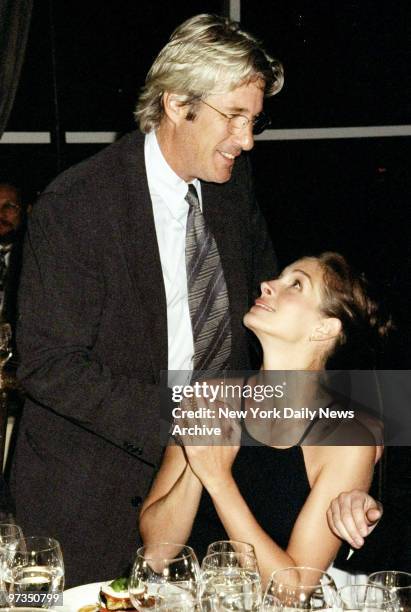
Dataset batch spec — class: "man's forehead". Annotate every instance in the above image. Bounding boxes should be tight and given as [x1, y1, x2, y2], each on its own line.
[217, 80, 264, 114]
[0, 185, 19, 203]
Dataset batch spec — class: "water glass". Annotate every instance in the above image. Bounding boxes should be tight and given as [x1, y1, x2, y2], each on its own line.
[368, 573, 411, 612]
[337, 584, 397, 612]
[263, 566, 338, 611]
[201, 552, 261, 610]
[6, 537, 64, 608]
[206, 541, 256, 558]
[0, 524, 24, 607]
[129, 543, 200, 611]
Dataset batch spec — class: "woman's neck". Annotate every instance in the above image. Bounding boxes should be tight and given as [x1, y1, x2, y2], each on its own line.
[260, 339, 321, 371]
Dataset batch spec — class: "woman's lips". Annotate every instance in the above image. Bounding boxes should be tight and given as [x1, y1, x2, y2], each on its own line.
[254, 299, 275, 312]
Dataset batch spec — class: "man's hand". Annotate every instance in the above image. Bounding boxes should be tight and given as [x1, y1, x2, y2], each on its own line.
[327, 490, 383, 549]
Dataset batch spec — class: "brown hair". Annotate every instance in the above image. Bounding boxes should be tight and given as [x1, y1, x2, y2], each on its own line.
[315, 252, 392, 367]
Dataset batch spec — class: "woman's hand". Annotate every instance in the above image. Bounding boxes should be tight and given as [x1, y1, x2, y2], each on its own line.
[177, 397, 242, 494]
[184, 436, 241, 495]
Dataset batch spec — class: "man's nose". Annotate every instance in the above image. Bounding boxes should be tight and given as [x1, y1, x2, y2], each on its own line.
[233, 124, 254, 151]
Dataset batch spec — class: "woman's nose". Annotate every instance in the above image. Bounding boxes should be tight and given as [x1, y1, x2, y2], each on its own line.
[260, 280, 275, 295]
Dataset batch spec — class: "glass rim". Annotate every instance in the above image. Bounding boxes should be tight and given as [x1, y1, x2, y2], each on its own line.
[207, 539, 255, 552]
[338, 583, 398, 602]
[201, 551, 259, 575]
[0, 523, 21, 534]
[135, 542, 197, 563]
[269, 566, 335, 588]
[369, 570, 411, 583]
[14, 536, 61, 553]
[202, 550, 257, 562]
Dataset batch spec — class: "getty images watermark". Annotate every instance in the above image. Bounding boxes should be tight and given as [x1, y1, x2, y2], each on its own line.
[160, 370, 411, 445]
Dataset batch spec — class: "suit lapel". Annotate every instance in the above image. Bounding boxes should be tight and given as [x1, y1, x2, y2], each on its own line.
[117, 133, 168, 379]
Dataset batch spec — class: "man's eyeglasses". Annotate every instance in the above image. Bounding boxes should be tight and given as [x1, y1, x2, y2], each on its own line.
[0, 201, 20, 215]
[201, 100, 271, 135]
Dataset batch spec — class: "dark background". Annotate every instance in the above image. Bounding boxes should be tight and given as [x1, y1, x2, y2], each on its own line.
[1, 0, 410, 570]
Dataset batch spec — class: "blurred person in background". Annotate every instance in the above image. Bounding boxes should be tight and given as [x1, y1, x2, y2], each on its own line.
[0, 183, 26, 329]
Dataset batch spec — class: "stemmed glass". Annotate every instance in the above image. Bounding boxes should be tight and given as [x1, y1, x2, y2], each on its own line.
[263, 567, 338, 611]
[0, 524, 24, 607]
[207, 541, 256, 558]
[128, 543, 200, 611]
[337, 584, 397, 612]
[368, 572, 411, 612]
[201, 551, 261, 610]
[0, 324, 12, 369]
[6, 537, 64, 609]
[155, 584, 220, 611]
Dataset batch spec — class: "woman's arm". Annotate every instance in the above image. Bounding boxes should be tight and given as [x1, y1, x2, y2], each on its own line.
[185, 443, 374, 585]
[139, 445, 203, 545]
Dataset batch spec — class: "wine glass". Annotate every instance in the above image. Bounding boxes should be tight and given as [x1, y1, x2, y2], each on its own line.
[201, 552, 261, 610]
[337, 584, 397, 612]
[128, 543, 200, 611]
[0, 524, 24, 607]
[0, 324, 12, 369]
[6, 537, 64, 609]
[156, 585, 221, 611]
[207, 541, 256, 558]
[368, 573, 411, 612]
[263, 567, 338, 611]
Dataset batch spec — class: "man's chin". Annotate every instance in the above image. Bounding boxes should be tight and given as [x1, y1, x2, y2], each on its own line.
[0, 230, 17, 244]
[210, 167, 234, 184]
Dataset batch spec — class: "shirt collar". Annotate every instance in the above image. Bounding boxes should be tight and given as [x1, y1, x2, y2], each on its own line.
[144, 130, 201, 221]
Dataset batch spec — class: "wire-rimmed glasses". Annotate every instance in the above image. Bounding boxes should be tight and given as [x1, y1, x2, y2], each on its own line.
[201, 100, 271, 135]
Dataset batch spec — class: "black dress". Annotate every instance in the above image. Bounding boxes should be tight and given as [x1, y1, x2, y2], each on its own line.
[187, 421, 311, 561]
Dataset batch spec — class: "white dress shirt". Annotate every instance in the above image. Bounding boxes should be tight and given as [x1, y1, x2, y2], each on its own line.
[145, 130, 202, 376]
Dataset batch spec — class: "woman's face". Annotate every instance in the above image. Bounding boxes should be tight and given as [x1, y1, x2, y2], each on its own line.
[244, 258, 328, 344]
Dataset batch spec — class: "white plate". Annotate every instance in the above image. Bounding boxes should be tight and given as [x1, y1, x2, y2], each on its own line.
[62, 581, 108, 612]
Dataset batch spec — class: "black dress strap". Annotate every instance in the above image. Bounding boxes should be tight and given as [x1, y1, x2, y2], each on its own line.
[296, 399, 340, 445]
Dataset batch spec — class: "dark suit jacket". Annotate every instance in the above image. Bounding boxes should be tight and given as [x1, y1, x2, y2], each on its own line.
[11, 131, 276, 586]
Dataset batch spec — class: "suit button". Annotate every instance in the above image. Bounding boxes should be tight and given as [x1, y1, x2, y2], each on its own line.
[131, 495, 142, 507]
[123, 442, 143, 456]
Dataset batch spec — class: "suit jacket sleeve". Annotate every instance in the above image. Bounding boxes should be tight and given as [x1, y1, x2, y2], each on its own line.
[16, 192, 165, 466]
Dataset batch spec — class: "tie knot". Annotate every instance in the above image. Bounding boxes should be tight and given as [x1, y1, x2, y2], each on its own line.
[185, 184, 200, 209]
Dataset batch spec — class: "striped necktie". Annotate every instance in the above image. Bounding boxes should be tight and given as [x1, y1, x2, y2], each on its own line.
[185, 184, 232, 373]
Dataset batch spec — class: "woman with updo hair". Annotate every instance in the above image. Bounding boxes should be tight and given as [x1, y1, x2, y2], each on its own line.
[140, 252, 390, 585]
[316, 252, 391, 370]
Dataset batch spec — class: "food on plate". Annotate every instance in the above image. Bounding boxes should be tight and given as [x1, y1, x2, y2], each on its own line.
[99, 578, 134, 611]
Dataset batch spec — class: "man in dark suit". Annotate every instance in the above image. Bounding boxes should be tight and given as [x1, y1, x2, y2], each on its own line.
[0, 183, 25, 329]
[0, 183, 26, 515]
[11, 15, 284, 586]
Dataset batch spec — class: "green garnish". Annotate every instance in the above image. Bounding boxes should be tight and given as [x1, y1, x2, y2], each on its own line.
[109, 577, 129, 592]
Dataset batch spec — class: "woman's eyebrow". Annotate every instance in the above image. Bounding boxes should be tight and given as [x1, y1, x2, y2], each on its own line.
[291, 268, 313, 287]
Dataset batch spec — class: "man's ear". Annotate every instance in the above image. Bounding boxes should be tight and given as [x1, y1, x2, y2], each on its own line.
[310, 317, 342, 342]
[162, 92, 188, 125]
